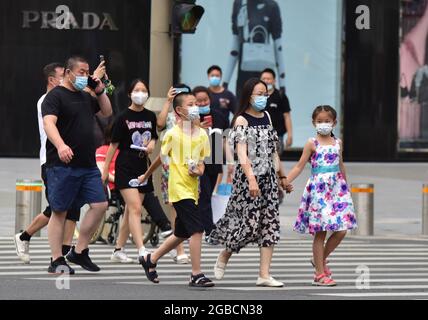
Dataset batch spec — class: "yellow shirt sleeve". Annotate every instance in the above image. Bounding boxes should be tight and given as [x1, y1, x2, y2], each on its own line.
[161, 130, 172, 157]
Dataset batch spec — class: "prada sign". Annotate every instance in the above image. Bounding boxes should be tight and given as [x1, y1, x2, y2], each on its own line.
[22, 5, 118, 30]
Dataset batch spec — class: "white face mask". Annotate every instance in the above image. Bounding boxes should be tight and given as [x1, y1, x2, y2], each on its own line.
[131, 92, 149, 105]
[316, 123, 334, 136]
[186, 106, 200, 121]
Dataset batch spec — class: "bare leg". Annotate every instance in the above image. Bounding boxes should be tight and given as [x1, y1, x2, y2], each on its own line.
[323, 230, 347, 261]
[26, 213, 49, 236]
[218, 248, 232, 264]
[188, 232, 203, 275]
[116, 205, 130, 249]
[259, 246, 274, 279]
[169, 205, 185, 256]
[75, 202, 108, 253]
[151, 235, 185, 263]
[120, 189, 145, 251]
[63, 220, 76, 246]
[47, 211, 67, 260]
[313, 231, 327, 275]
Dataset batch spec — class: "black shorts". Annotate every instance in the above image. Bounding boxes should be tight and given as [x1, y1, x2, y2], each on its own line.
[115, 152, 154, 194]
[41, 165, 80, 222]
[172, 199, 204, 239]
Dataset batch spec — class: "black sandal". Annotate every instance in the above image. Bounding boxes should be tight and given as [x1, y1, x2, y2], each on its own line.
[189, 273, 215, 288]
[140, 254, 159, 283]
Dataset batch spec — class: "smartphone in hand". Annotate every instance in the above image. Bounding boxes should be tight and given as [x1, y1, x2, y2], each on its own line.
[203, 115, 213, 127]
[173, 87, 190, 94]
[87, 76, 98, 90]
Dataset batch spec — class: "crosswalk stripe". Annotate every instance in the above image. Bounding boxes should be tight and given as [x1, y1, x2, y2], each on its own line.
[3, 246, 428, 252]
[116, 282, 428, 291]
[22, 276, 428, 283]
[2, 238, 428, 298]
[313, 292, 428, 298]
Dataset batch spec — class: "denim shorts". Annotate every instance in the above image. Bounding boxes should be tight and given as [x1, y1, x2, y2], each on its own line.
[46, 166, 106, 212]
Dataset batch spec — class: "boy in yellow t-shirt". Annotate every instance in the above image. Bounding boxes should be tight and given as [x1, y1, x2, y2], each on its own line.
[138, 91, 214, 287]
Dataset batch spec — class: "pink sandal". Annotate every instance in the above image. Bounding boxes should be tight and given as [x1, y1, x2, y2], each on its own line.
[312, 273, 336, 287]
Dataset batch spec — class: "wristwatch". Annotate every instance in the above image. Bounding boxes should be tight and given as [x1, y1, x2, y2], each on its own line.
[96, 89, 106, 96]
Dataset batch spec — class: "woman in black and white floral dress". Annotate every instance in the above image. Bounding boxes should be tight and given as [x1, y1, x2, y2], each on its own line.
[208, 78, 290, 287]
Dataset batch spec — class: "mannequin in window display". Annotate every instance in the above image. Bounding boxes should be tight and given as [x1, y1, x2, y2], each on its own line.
[399, 0, 428, 141]
[223, 0, 286, 100]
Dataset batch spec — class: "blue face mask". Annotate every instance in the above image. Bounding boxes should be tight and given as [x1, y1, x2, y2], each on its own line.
[70, 71, 88, 91]
[251, 95, 268, 112]
[209, 76, 221, 87]
[199, 105, 211, 115]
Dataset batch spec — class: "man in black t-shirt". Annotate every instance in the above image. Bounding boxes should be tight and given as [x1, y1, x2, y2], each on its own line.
[42, 56, 112, 274]
[207, 65, 237, 127]
[261, 68, 293, 154]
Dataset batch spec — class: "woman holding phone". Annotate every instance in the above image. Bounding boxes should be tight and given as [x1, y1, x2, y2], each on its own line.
[192, 86, 229, 241]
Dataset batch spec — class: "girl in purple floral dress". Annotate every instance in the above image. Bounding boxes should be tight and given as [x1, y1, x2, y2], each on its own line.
[285, 105, 357, 287]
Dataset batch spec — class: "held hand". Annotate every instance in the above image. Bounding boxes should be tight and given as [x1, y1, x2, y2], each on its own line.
[249, 178, 260, 198]
[58, 144, 73, 164]
[279, 177, 293, 193]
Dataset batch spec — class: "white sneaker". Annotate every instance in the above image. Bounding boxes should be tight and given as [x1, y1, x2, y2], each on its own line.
[160, 229, 173, 239]
[256, 276, 284, 287]
[14, 233, 30, 264]
[169, 249, 178, 261]
[175, 254, 189, 264]
[110, 248, 134, 264]
[138, 246, 152, 257]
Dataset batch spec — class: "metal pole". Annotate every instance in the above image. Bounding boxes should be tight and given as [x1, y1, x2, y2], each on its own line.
[351, 184, 374, 236]
[423, 184, 428, 235]
[15, 179, 43, 237]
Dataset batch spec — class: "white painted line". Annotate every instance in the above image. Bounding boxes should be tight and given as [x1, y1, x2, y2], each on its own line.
[22, 276, 428, 283]
[313, 292, 428, 298]
[2, 262, 428, 275]
[3, 244, 428, 252]
[14, 270, 428, 276]
[1, 243, 427, 248]
[116, 283, 428, 291]
[2, 253, 428, 262]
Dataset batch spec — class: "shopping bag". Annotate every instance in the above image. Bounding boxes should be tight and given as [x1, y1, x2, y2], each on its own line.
[211, 184, 232, 224]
